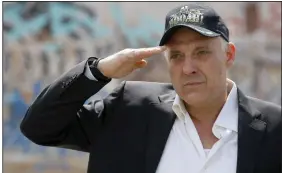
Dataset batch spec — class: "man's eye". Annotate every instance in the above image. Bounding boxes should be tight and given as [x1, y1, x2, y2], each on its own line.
[170, 54, 181, 59]
[197, 50, 209, 55]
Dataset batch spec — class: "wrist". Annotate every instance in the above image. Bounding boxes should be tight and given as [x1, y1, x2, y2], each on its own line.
[88, 57, 111, 82]
[97, 59, 108, 77]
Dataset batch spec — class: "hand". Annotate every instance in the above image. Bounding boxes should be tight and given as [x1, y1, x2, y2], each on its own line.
[97, 46, 167, 79]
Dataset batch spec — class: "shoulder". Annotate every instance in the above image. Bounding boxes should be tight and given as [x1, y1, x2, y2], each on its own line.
[247, 96, 281, 128]
[247, 96, 281, 115]
[122, 81, 174, 103]
[124, 81, 173, 91]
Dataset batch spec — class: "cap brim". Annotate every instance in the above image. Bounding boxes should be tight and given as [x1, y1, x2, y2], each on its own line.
[159, 24, 220, 46]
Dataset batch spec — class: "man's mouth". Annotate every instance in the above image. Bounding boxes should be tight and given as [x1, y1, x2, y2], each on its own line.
[184, 82, 204, 86]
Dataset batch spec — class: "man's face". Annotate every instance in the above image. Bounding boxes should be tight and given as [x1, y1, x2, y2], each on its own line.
[166, 27, 235, 106]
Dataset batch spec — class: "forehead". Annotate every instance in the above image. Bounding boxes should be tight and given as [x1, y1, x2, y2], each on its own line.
[167, 27, 215, 46]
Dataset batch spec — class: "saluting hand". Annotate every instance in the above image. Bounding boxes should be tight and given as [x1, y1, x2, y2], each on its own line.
[97, 46, 167, 78]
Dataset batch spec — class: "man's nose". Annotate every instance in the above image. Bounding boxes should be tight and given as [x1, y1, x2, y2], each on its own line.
[182, 57, 197, 75]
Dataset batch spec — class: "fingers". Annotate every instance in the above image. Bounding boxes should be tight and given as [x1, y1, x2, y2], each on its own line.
[132, 46, 167, 59]
[134, 59, 147, 68]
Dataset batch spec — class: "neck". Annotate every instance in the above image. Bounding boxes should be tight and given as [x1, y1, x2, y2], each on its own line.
[185, 95, 226, 124]
[185, 80, 233, 124]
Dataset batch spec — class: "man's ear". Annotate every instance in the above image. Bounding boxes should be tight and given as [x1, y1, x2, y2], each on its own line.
[226, 42, 236, 68]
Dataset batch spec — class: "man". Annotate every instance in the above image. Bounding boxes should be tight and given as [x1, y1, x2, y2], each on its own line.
[20, 4, 281, 173]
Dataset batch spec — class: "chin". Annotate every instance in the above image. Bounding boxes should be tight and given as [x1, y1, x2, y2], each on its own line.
[181, 92, 207, 106]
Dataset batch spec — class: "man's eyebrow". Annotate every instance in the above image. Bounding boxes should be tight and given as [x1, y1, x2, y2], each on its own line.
[170, 50, 183, 54]
[193, 45, 210, 51]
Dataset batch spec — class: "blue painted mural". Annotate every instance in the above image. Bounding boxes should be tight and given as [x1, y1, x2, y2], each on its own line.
[110, 3, 163, 47]
[3, 2, 111, 41]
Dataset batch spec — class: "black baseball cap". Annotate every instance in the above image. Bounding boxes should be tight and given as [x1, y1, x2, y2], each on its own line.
[159, 4, 229, 46]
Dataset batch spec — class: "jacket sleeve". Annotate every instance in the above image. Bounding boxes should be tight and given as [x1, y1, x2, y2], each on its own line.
[20, 58, 125, 152]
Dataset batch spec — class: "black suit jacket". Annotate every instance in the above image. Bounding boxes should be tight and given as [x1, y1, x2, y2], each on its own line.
[20, 59, 281, 173]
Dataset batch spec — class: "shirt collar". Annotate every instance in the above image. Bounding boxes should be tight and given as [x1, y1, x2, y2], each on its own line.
[172, 94, 187, 122]
[213, 79, 238, 133]
[172, 79, 239, 134]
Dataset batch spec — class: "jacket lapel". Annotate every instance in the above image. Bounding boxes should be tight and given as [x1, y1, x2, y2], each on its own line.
[145, 91, 176, 173]
[236, 88, 267, 173]
[144, 87, 267, 173]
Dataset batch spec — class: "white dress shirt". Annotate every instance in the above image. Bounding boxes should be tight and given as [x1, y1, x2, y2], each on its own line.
[85, 64, 239, 173]
[156, 80, 239, 173]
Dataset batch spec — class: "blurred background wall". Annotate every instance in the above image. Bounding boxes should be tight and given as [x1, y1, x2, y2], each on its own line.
[3, 2, 281, 173]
